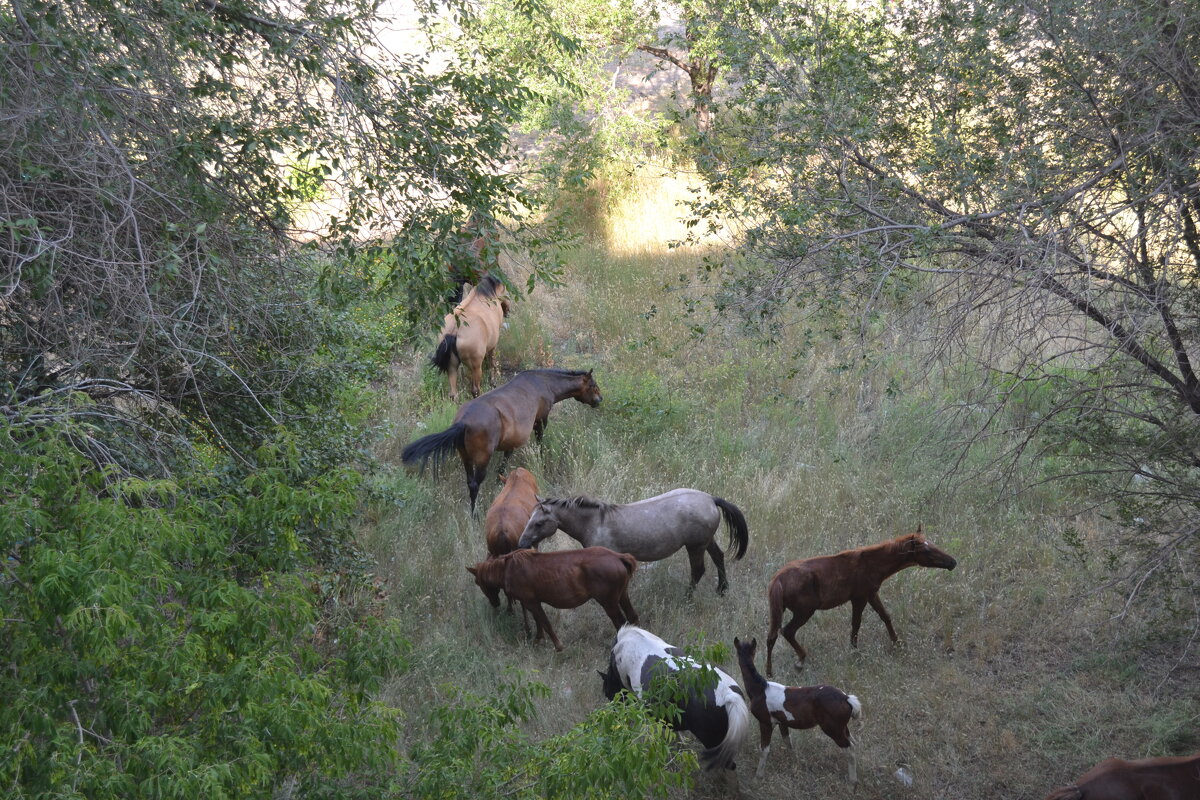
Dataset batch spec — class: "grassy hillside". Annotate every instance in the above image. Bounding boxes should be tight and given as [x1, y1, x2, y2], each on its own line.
[361, 173, 1199, 799]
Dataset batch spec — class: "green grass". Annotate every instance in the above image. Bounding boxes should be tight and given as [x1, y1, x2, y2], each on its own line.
[360, 188, 1199, 798]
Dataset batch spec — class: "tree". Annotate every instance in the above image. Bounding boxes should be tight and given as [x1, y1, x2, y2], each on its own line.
[694, 0, 1200, 619]
[0, 0, 538, 474]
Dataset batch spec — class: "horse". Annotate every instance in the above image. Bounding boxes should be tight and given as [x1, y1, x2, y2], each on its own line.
[733, 636, 862, 782]
[446, 226, 491, 305]
[765, 526, 957, 674]
[486, 468, 540, 559]
[516, 489, 749, 595]
[598, 625, 751, 774]
[1043, 752, 1200, 800]
[466, 547, 639, 652]
[401, 368, 602, 511]
[430, 273, 510, 401]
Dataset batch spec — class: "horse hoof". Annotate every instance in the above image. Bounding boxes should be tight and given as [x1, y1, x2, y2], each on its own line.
[793, 660, 805, 672]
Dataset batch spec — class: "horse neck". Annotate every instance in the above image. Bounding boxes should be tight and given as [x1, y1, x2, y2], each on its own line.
[533, 371, 585, 403]
[862, 542, 917, 583]
[549, 504, 599, 543]
[735, 652, 768, 699]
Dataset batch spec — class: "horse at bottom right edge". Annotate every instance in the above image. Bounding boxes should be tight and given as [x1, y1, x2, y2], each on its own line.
[1043, 752, 1200, 800]
[766, 525, 957, 675]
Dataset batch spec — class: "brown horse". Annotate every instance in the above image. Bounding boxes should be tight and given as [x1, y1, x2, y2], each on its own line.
[486, 468, 540, 558]
[765, 527, 957, 674]
[466, 547, 639, 651]
[1044, 752, 1200, 800]
[733, 637, 862, 782]
[401, 368, 602, 511]
[430, 273, 510, 401]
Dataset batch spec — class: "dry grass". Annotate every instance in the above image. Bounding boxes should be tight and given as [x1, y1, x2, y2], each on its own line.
[362, 169, 1199, 799]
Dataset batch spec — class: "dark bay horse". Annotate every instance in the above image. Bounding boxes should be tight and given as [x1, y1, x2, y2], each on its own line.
[401, 368, 601, 510]
[1044, 752, 1200, 800]
[733, 637, 862, 782]
[516, 489, 749, 594]
[430, 273, 509, 401]
[765, 527, 957, 674]
[599, 625, 750, 774]
[467, 547, 638, 652]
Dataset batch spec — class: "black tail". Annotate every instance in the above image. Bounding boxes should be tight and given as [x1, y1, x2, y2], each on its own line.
[713, 497, 749, 560]
[401, 423, 465, 472]
[430, 334, 458, 373]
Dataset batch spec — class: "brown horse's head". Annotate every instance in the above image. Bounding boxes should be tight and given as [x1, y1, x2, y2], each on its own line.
[516, 501, 561, 550]
[733, 636, 758, 665]
[466, 561, 503, 608]
[896, 528, 957, 570]
[575, 369, 602, 407]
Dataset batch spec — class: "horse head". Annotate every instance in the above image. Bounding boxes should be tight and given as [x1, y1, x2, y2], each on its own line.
[898, 531, 957, 570]
[516, 501, 561, 550]
[466, 563, 503, 608]
[733, 636, 758, 664]
[574, 369, 602, 407]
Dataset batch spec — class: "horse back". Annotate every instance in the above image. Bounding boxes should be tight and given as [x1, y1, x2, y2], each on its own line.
[1068, 755, 1200, 800]
[504, 548, 630, 609]
[773, 553, 867, 610]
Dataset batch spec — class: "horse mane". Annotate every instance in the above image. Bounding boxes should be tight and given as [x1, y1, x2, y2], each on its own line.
[547, 495, 613, 512]
[891, 532, 925, 550]
[472, 272, 505, 299]
[527, 368, 593, 378]
[734, 643, 770, 694]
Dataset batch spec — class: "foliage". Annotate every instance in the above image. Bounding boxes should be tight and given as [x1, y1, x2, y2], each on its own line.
[0, 0, 544, 473]
[406, 683, 692, 799]
[692, 0, 1200, 614]
[0, 423, 409, 798]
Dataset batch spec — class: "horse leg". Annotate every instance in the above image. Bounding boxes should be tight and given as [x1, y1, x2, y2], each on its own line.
[850, 597, 867, 648]
[618, 589, 640, 626]
[527, 601, 563, 651]
[820, 722, 856, 784]
[533, 416, 547, 443]
[705, 539, 728, 595]
[465, 459, 489, 514]
[468, 355, 484, 397]
[778, 723, 793, 750]
[755, 719, 773, 778]
[686, 545, 706, 593]
[868, 592, 901, 645]
[781, 608, 813, 670]
[598, 595, 627, 630]
[447, 354, 460, 402]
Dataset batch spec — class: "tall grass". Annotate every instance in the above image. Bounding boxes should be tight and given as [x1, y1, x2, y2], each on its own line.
[363, 168, 1199, 798]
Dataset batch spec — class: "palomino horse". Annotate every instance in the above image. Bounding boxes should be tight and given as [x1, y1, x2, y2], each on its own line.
[599, 625, 751, 773]
[466, 547, 638, 652]
[1044, 752, 1200, 800]
[401, 369, 602, 511]
[733, 637, 862, 782]
[516, 489, 749, 595]
[765, 527, 957, 674]
[430, 273, 510, 401]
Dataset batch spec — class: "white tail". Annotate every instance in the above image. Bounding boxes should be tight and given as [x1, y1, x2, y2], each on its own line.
[700, 682, 751, 771]
[847, 693, 862, 718]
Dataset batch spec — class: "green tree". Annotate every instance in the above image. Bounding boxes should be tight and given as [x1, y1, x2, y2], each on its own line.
[694, 0, 1200, 616]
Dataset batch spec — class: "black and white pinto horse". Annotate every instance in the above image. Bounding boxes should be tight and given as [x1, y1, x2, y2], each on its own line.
[599, 625, 751, 773]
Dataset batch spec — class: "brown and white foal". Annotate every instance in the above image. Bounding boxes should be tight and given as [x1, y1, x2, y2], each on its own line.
[733, 637, 862, 782]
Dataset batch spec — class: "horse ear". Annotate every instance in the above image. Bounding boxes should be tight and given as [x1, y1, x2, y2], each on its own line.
[916, 522, 923, 534]
[750, 637, 757, 649]
[734, 636, 741, 648]
[466, 566, 477, 575]
[587, 368, 593, 376]
[535, 495, 545, 504]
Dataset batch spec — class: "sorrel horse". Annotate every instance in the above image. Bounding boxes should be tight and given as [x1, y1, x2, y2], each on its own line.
[733, 637, 862, 782]
[486, 468, 540, 559]
[598, 625, 751, 773]
[765, 526, 957, 674]
[466, 547, 638, 652]
[401, 368, 602, 511]
[516, 489, 749, 594]
[1043, 753, 1200, 800]
[430, 273, 510, 401]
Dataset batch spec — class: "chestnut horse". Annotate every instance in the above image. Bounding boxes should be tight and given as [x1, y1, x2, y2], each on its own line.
[733, 637, 862, 782]
[1044, 753, 1200, 800]
[766, 527, 957, 674]
[486, 468, 540, 559]
[430, 273, 510, 401]
[401, 369, 602, 511]
[516, 489, 749, 595]
[466, 547, 638, 651]
[599, 625, 751, 774]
